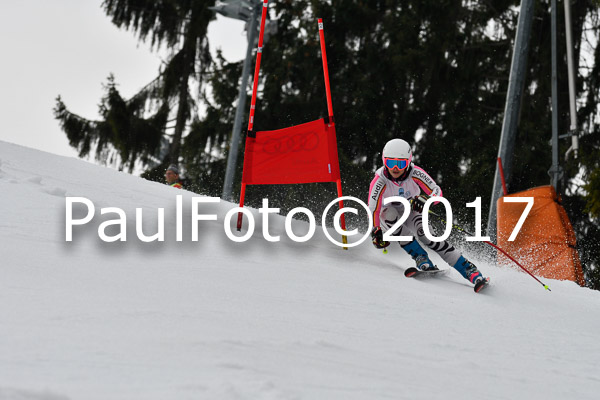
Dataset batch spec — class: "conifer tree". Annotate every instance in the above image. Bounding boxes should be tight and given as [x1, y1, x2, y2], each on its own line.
[55, 0, 215, 173]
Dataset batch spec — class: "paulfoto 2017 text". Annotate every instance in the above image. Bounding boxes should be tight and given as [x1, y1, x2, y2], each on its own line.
[64, 196, 533, 246]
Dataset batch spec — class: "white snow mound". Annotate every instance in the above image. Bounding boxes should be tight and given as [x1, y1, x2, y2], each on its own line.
[1, 140, 599, 400]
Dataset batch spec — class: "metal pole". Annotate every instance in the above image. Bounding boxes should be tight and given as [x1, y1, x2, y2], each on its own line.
[221, 2, 260, 201]
[549, 0, 563, 192]
[487, 0, 535, 241]
[564, 0, 579, 160]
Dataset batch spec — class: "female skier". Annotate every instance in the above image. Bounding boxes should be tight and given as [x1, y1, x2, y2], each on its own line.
[368, 138, 487, 289]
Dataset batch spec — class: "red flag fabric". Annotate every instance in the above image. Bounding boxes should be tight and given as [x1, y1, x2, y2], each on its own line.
[242, 118, 341, 185]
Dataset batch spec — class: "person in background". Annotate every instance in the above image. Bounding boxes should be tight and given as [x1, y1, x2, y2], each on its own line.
[165, 164, 183, 189]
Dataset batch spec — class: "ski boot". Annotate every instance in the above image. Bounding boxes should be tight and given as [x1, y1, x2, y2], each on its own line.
[414, 254, 438, 272]
[453, 256, 488, 292]
[466, 263, 484, 285]
[402, 241, 438, 272]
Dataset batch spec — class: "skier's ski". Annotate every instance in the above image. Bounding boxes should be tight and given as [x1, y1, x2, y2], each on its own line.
[404, 267, 445, 278]
[405, 267, 491, 293]
[474, 277, 491, 293]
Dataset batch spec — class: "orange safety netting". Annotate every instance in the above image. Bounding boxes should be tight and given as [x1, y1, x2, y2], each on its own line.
[497, 185, 584, 285]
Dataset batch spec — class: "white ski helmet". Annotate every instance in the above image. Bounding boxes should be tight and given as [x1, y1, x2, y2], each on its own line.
[382, 139, 413, 170]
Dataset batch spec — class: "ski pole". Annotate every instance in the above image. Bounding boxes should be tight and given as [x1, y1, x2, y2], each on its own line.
[427, 209, 551, 291]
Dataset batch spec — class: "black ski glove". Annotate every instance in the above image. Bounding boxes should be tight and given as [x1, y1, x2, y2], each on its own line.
[411, 194, 430, 213]
[371, 226, 390, 249]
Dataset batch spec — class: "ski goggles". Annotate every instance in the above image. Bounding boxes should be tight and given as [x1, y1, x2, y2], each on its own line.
[384, 158, 409, 171]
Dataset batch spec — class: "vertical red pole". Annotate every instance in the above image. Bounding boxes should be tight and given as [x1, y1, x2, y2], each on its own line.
[236, 183, 247, 231]
[497, 157, 508, 196]
[318, 18, 334, 119]
[237, 0, 269, 231]
[319, 18, 347, 247]
[247, 0, 269, 132]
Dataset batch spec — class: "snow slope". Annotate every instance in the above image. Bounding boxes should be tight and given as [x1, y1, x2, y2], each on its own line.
[1, 140, 599, 400]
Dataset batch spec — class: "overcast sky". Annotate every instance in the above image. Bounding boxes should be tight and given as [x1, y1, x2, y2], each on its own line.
[0, 0, 247, 159]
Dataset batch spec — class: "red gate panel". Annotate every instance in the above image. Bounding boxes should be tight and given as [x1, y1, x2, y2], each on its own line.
[242, 118, 341, 185]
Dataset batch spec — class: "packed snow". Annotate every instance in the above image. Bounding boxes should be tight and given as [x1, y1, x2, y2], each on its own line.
[1, 140, 599, 400]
